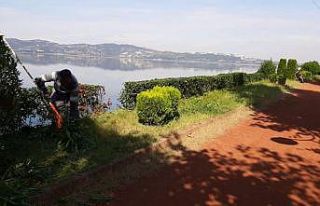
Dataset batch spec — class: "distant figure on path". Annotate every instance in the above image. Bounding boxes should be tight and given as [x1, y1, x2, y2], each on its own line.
[295, 68, 304, 83]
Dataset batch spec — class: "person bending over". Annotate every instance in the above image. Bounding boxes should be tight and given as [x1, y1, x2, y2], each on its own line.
[34, 69, 79, 120]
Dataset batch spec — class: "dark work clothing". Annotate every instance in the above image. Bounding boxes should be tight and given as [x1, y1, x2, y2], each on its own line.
[41, 71, 79, 119]
[50, 91, 79, 119]
[41, 71, 78, 94]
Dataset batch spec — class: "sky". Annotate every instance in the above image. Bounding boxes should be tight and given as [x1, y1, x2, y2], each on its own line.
[1, 0, 320, 62]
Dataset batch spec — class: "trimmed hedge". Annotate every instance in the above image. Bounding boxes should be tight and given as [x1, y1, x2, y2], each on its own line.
[287, 59, 298, 80]
[277, 59, 287, 85]
[120, 72, 264, 109]
[136, 86, 181, 125]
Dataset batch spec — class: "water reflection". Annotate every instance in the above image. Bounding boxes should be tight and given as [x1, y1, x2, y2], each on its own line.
[18, 53, 261, 71]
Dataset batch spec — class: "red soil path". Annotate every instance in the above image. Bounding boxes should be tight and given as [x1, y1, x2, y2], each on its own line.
[112, 83, 320, 206]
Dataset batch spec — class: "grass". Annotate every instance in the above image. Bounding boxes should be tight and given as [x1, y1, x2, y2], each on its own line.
[0, 80, 295, 204]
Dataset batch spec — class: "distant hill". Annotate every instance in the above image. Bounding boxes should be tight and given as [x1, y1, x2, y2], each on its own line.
[7, 38, 261, 64]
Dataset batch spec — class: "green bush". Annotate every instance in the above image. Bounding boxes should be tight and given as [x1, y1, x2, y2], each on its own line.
[258, 60, 276, 79]
[136, 86, 181, 125]
[277, 75, 287, 85]
[120, 72, 265, 109]
[269, 74, 278, 83]
[277, 59, 287, 85]
[301, 61, 320, 75]
[300, 71, 313, 82]
[0, 36, 26, 134]
[277, 59, 287, 71]
[287, 59, 298, 79]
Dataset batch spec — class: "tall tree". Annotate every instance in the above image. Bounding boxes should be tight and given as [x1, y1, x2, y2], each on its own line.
[0, 34, 22, 134]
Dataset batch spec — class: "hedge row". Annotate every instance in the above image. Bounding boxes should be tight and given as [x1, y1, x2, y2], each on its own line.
[120, 72, 264, 109]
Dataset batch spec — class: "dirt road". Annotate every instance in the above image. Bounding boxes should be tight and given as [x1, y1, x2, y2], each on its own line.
[112, 83, 320, 206]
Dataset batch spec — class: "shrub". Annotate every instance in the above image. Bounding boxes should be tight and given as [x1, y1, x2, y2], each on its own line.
[136, 86, 181, 125]
[300, 71, 313, 82]
[301, 61, 320, 75]
[277, 76, 287, 85]
[120, 72, 265, 109]
[258, 60, 276, 79]
[287, 59, 298, 79]
[0, 36, 25, 134]
[277, 59, 287, 71]
[269, 74, 278, 83]
[245, 72, 265, 83]
[277, 59, 287, 85]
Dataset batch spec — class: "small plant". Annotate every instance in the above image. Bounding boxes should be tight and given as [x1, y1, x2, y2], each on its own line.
[136, 86, 181, 125]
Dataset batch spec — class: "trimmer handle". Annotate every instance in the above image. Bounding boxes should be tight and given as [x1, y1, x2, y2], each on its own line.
[34, 78, 49, 96]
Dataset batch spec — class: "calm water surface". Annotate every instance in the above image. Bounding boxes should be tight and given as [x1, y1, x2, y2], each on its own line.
[18, 54, 260, 109]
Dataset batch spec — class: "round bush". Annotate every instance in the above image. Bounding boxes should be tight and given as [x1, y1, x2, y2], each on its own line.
[136, 86, 181, 125]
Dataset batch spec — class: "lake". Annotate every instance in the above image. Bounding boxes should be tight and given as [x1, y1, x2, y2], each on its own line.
[17, 54, 260, 109]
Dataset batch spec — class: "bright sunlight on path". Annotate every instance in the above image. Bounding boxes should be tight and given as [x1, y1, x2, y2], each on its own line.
[112, 82, 320, 206]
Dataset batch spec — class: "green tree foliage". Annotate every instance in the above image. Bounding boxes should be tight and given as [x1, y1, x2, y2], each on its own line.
[301, 61, 320, 75]
[0, 36, 24, 134]
[287, 59, 298, 79]
[137, 86, 181, 125]
[258, 60, 276, 79]
[277, 59, 287, 85]
[277, 58, 287, 73]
